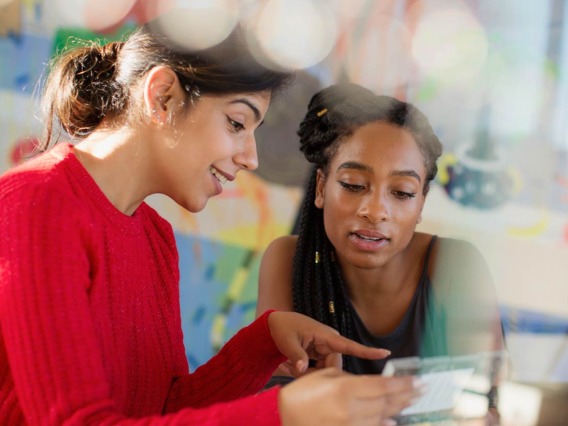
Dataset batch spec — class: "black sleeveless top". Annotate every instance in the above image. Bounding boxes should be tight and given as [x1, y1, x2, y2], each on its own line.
[348, 235, 448, 374]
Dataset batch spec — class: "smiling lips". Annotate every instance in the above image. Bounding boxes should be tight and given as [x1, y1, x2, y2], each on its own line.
[210, 166, 228, 184]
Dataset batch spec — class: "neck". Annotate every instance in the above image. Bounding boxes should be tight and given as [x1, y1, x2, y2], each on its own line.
[341, 239, 420, 302]
[73, 128, 153, 216]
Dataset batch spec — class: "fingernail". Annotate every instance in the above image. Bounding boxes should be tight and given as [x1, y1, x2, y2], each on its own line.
[412, 377, 425, 387]
[411, 395, 424, 405]
[412, 378, 428, 394]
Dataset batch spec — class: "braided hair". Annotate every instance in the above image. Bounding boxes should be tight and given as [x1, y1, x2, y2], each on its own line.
[292, 83, 443, 371]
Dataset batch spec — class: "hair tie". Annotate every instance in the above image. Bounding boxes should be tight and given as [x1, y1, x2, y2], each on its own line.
[316, 108, 327, 117]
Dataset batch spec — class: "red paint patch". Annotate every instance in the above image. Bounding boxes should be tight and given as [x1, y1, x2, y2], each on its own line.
[10, 137, 38, 166]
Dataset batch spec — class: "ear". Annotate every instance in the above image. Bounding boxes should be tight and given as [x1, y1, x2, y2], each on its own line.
[143, 66, 185, 125]
[314, 168, 326, 209]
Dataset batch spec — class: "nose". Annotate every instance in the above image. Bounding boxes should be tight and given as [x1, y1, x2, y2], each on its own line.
[358, 193, 390, 223]
[234, 134, 259, 171]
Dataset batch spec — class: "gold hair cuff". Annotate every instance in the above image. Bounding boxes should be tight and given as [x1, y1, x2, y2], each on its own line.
[316, 108, 327, 117]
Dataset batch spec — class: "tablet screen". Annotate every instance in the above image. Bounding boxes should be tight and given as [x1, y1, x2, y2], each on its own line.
[382, 351, 507, 424]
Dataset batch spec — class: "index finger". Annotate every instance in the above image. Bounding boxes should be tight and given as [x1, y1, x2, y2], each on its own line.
[314, 333, 391, 360]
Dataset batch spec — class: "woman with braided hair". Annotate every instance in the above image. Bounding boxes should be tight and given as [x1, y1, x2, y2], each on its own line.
[0, 20, 422, 426]
[257, 83, 505, 402]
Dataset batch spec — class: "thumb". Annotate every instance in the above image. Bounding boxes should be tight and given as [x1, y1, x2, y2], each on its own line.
[288, 348, 309, 376]
[324, 352, 343, 369]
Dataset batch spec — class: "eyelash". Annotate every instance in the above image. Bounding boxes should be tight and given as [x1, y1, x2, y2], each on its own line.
[339, 182, 364, 192]
[338, 182, 416, 199]
[393, 191, 416, 200]
[227, 116, 245, 132]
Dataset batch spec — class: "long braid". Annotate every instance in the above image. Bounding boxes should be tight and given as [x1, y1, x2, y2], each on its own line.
[293, 83, 443, 373]
[292, 168, 318, 317]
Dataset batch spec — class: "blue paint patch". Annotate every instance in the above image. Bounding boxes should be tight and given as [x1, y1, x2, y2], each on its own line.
[501, 305, 568, 334]
[191, 305, 205, 325]
[176, 233, 261, 369]
[0, 33, 51, 94]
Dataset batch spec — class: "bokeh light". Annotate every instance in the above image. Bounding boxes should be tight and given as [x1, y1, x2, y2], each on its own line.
[411, 7, 489, 86]
[154, 0, 239, 51]
[489, 62, 545, 138]
[53, 0, 136, 32]
[249, 0, 337, 70]
[344, 15, 413, 94]
[327, 0, 371, 24]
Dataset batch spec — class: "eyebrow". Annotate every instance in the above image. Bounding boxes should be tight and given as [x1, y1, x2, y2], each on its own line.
[337, 161, 373, 173]
[337, 161, 422, 182]
[229, 98, 263, 125]
[389, 170, 422, 183]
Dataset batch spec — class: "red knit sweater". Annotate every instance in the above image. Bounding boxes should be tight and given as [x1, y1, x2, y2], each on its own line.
[0, 143, 286, 425]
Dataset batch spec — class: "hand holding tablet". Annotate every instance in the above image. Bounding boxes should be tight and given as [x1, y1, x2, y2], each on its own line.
[382, 351, 508, 424]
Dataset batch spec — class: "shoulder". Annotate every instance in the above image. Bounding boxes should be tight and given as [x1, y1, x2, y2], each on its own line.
[256, 235, 297, 315]
[435, 236, 479, 251]
[263, 235, 298, 261]
[429, 237, 492, 291]
[1, 150, 80, 216]
[259, 235, 297, 282]
[432, 237, 482, 260]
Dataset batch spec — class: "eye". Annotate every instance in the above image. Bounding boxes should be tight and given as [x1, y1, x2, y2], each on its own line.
[392, 190, 416, 200]
[227, 116, 245, 132]
[339, 181, 365, 192]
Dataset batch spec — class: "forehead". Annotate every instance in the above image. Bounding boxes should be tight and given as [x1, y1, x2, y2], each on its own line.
[331, 121, 425, 174]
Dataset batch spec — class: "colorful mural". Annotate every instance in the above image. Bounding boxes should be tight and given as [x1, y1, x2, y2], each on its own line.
[1, 0, 567, 377]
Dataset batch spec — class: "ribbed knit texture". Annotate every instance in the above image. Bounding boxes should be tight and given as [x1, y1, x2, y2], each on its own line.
[0, 143, 285, 425]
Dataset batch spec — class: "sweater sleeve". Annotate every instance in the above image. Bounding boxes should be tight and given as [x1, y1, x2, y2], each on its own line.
[0, 174, 285, 425]
[165, 310, 287, 411]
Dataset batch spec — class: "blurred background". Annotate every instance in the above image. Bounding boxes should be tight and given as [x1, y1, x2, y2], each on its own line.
[0, 1, 567, 424]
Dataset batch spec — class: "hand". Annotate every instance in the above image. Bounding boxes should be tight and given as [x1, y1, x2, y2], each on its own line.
[267, 311, 390, 376]
[278, 367, 420, 426]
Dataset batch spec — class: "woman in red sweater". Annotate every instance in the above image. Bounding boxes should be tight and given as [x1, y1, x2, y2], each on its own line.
[0, 13, 422, 426]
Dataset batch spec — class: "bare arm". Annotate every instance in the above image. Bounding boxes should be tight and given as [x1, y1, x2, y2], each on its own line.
[256, 236, 298, 379]
[256, 236, 297, 317]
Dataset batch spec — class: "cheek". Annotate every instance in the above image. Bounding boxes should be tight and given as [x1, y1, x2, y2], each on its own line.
[322, 195, 354, 236]
[397, 204, 423, 228]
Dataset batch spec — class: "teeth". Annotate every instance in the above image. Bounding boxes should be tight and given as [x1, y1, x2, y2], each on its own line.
[210, 166, 227, 184]
[356, 234, 382, 241]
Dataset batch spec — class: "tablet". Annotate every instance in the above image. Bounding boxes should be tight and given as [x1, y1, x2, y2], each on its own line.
[382, 351, 507, 424]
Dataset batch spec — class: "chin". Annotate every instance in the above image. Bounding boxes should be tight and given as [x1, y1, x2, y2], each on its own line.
[178, 197, 209, 213]
[193, 200, 209, 213]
